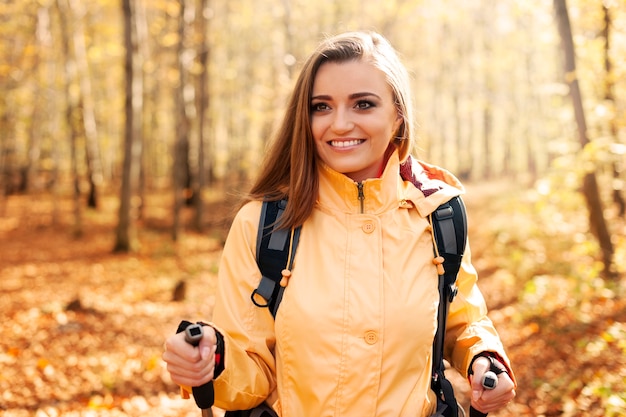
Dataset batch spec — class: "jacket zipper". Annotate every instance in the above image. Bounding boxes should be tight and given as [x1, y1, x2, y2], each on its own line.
[357, 182, 365, 213]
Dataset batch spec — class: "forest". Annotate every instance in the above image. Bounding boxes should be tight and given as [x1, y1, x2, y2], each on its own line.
[1, 0, 625, 416]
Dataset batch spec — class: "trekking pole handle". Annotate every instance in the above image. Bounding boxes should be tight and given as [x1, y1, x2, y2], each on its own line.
[468, 372, 498, 417]
[183, 323, 215, 416]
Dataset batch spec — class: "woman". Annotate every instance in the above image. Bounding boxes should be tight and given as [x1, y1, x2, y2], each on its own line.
[163, 31, 516, 416]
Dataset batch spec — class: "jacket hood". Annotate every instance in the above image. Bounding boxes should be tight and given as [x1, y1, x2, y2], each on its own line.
[400, 154, 465, 217]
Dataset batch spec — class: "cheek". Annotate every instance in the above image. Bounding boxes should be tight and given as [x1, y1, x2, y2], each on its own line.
[377, 119, 399, 140]
[310, 118, 324, 143]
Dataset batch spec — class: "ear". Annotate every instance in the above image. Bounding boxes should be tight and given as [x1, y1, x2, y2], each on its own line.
[393, 112, 404, 136]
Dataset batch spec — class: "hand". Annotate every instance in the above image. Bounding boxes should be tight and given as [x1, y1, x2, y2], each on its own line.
[162, 326, 217, 387]
[469, 356, 516, 413]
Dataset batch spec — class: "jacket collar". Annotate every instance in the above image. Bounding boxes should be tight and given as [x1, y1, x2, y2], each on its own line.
[316, 151, 464, 216]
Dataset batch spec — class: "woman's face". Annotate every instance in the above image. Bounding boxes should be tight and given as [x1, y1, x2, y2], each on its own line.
[310, 60, 403, 183]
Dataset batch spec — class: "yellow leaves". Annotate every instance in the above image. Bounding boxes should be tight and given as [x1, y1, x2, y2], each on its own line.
[581, 137, 621, 168]
[521, 275, 576, 313]
[0, 63, 12, 78]
[22, 43, 37, 59]
[88, 393, 114, 409]
[164, 0, 180, 18]
[601, 322, 626, 354]
[145, 354, 161, 371]
[37, 357, 50, 370]
[160, 32, 180, 48]
[577, 369, 626, 417]
[474, 175, 626, 416]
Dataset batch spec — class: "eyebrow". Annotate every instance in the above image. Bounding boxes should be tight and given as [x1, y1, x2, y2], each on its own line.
[311, 92, 382, 101]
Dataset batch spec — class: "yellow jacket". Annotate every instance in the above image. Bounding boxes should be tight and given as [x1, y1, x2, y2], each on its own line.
[210, 151, 513, 416]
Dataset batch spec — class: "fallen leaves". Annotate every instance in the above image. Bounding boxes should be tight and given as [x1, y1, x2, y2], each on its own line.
[0, 194, 223, 416]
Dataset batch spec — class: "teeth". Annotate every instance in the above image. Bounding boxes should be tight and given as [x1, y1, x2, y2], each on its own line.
[331, 140, 362, 147]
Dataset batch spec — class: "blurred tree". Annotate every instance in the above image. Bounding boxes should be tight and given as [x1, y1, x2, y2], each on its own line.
[602, 3, 625, 217]
[25, 6, 50, 194]
[172, 0, 193, 241]
[192, 0, 211, 232]
[115, 0, 144, 252]
[135, 0, 149, 220]
[554, 0, 614, 278]
[56, 0, 83, 236]
[67, 0, 103, 208]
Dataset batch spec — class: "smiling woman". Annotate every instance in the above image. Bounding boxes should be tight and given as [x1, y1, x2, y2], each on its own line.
[162, 31, 516, 417]
[310, 61, 403, 182]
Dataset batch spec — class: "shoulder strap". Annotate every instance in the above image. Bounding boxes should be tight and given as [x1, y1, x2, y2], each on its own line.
[432, 196, 467, 302]
[430, 195, 468, 417]
[251, 199, 301, 318]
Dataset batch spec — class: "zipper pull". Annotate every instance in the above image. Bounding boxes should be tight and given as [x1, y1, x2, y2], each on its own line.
[357, 182, 365, 213]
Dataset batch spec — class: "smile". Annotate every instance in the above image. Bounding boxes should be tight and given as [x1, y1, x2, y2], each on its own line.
[330, 139, 364, 148]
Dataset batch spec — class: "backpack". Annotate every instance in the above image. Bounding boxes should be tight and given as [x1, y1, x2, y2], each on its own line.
[247, 194, 468, 417]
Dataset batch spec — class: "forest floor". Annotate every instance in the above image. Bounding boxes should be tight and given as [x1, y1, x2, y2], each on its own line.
[0, 181, 625, 417]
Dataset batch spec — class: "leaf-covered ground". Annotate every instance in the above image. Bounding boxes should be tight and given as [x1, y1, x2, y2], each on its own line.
[1, 183, 624, 416]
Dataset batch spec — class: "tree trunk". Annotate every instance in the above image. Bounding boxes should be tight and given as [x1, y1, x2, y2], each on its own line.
[114, 0, 143, 252]
[193, 0, 209, 231]
[67, 0, 103, 209]
[602, 4, 625, 218]
[482, 105, 492, 179]
[172, 0, 192, 241]
[553, 0, 614, 278]
[135, 0, 149, 221]
[56, 0, 83, 237]
[25, 6, 52, 193]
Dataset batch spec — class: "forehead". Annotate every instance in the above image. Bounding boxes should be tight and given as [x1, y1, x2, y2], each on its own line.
[312, 60, 392, 96]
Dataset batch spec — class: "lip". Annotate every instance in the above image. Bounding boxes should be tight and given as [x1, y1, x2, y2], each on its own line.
[328, 139, 365, 148]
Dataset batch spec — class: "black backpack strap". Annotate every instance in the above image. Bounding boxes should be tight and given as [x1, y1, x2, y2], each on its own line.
[432, 196, 467, 303]
[430, 196, 467, 417]
[251, 199, 301, 318]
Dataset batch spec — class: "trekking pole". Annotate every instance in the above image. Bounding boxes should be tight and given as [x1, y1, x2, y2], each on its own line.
[182, 323, 215, 417]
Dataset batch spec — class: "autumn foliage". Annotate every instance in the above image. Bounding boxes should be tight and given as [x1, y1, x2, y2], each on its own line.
[2, 0, 626, 415]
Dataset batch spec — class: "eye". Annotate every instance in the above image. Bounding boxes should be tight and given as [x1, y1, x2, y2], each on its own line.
[311, 102, 330, 112]
[355, 100, 375, 110]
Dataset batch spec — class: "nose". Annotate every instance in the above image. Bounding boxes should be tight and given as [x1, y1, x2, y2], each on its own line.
[331, 108, 354, 133]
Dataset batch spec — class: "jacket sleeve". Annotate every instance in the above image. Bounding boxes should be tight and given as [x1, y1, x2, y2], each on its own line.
[208, 201, 278, 410]
[444, 241, 517, 383]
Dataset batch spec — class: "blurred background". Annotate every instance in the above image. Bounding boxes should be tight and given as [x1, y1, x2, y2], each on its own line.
[0, 0, 625, 416]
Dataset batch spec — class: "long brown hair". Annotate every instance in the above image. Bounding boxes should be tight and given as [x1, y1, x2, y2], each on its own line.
[246, 31, 414, 229]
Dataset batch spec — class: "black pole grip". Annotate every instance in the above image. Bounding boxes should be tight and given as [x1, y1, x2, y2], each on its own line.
[470, 406, 487, 417]
[177, 321, 215, 410]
